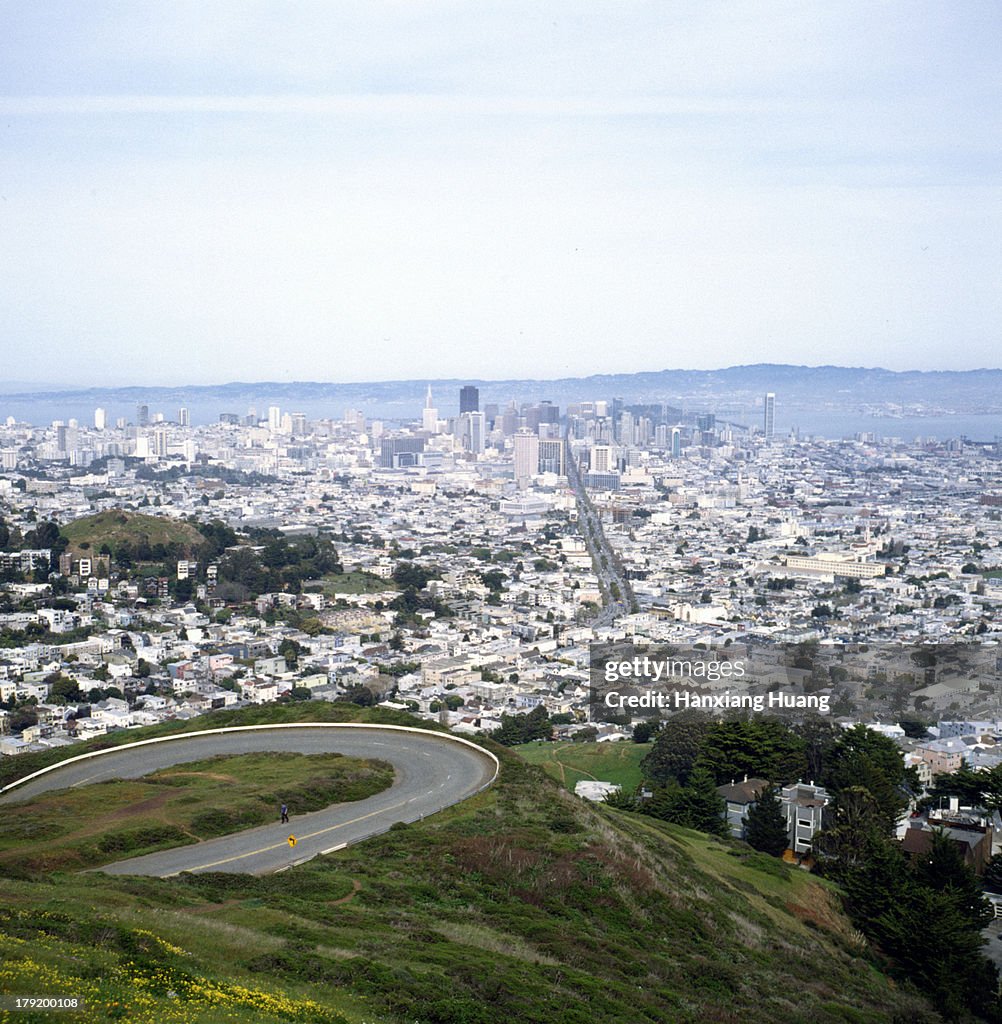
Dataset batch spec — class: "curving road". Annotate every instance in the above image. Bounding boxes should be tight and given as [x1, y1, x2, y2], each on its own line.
[0, 724, 498, 877]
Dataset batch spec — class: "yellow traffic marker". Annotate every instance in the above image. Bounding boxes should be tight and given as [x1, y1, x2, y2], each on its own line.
[287, 835, 297, 847]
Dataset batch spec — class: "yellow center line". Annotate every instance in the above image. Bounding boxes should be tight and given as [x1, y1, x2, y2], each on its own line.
[183, 796, 413, 872]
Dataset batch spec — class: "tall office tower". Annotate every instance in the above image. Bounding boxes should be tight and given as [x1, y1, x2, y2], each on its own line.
[619, 411, 635, 446]
[466, 411, 485, 454]
[763, 393, 775, 438]
[94, 408, 106, 430]
[513, 429, 539, 487]
[538, 400, 559, 425]
[671, 427, 682, 458]
[459, 385, 479, 414]
[611, 397, 624, 434]
[268, 405, 282, 432]
[178, 407, 190, 427]
[696, 413, 716, 434]
[538, 438, 566, 475]
[422, 386, 439, 432]
[291, 412, 307, 436]
[636, 416, 653, 445]
[500, 406, 519, 435]
[136, 404, 149, 427]
[591, 443, 614, 473]
[153, 427, 168, 457]
[655, 423, 668, 448]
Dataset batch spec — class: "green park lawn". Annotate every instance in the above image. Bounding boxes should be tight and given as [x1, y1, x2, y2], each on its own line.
[514, 739, 650, 792]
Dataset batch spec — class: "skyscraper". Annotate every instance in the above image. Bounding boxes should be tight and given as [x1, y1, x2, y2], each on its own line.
[763, 393, 776, 439]
[421, 386, 439, 432]
[94, 408, 106, 430]
[590, 444, 614, 473]
[513, 430, 539, 487]
[465, 411, 485, 454]
[178, 407, 190, 427]
[459, 385, 479, 414]
[538, 438, 566, 475]
[619, 411, 634, 446]
[153, 427, 168, 457]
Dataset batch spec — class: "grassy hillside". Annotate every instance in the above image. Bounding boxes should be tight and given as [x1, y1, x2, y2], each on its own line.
[0, 707, 939, 1024]
[514, 740, 650, 792]
[61, 510, 206, 554]
[314, 570, 397, 595]
[0, 751, 392, 876]
[0, 699, 420, 791]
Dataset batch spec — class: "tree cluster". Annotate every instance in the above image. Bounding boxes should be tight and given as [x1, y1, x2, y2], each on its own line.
[841, 829, 998, 1020]
[637, 766, 729, 836]
[640, 712, 830, 790]
[491, 705, 553, 746]
[217, 534, 342, 598]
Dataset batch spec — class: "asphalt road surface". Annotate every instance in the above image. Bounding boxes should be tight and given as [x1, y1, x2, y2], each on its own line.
[0, 725, 497, 876]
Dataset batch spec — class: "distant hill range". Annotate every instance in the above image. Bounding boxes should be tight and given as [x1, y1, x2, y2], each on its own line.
[3, 364, 1002, 423]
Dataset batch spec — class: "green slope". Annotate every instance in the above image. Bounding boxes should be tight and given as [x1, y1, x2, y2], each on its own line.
[61, 509, 206, 555]
[0, 751, 392, 876]
[513, 740, 650, 792]
[0, 708, 940, 1024]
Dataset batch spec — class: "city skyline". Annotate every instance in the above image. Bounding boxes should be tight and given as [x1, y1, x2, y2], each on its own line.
[2, 3, 1001, 386]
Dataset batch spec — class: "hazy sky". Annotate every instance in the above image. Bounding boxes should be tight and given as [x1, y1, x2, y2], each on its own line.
[2, 2, 1000, 385]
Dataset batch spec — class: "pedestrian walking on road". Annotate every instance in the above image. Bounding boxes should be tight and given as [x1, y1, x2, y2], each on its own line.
[280, 802, 289, 824]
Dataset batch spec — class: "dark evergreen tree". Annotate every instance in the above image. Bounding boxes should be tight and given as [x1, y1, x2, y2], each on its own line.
[822, 724, 910, 833]
[743, 785, 789, 856]
[983, 853, 1002, 895]
[631, 720, 659, 744]
[696, 718, 806, 785]
[813, 785, 890, 882]
[795, 714, 841, 783]
[873, 885, 999, 1021]
[841, 830, 913, 927]
[491, 705, 552, 746]
[911, 828, 992, 928]
[664, 766, 729, 836]
[837, 827, 1001, 1021]
[638, 782, 682, 822]
[640, 710, 711, 786]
